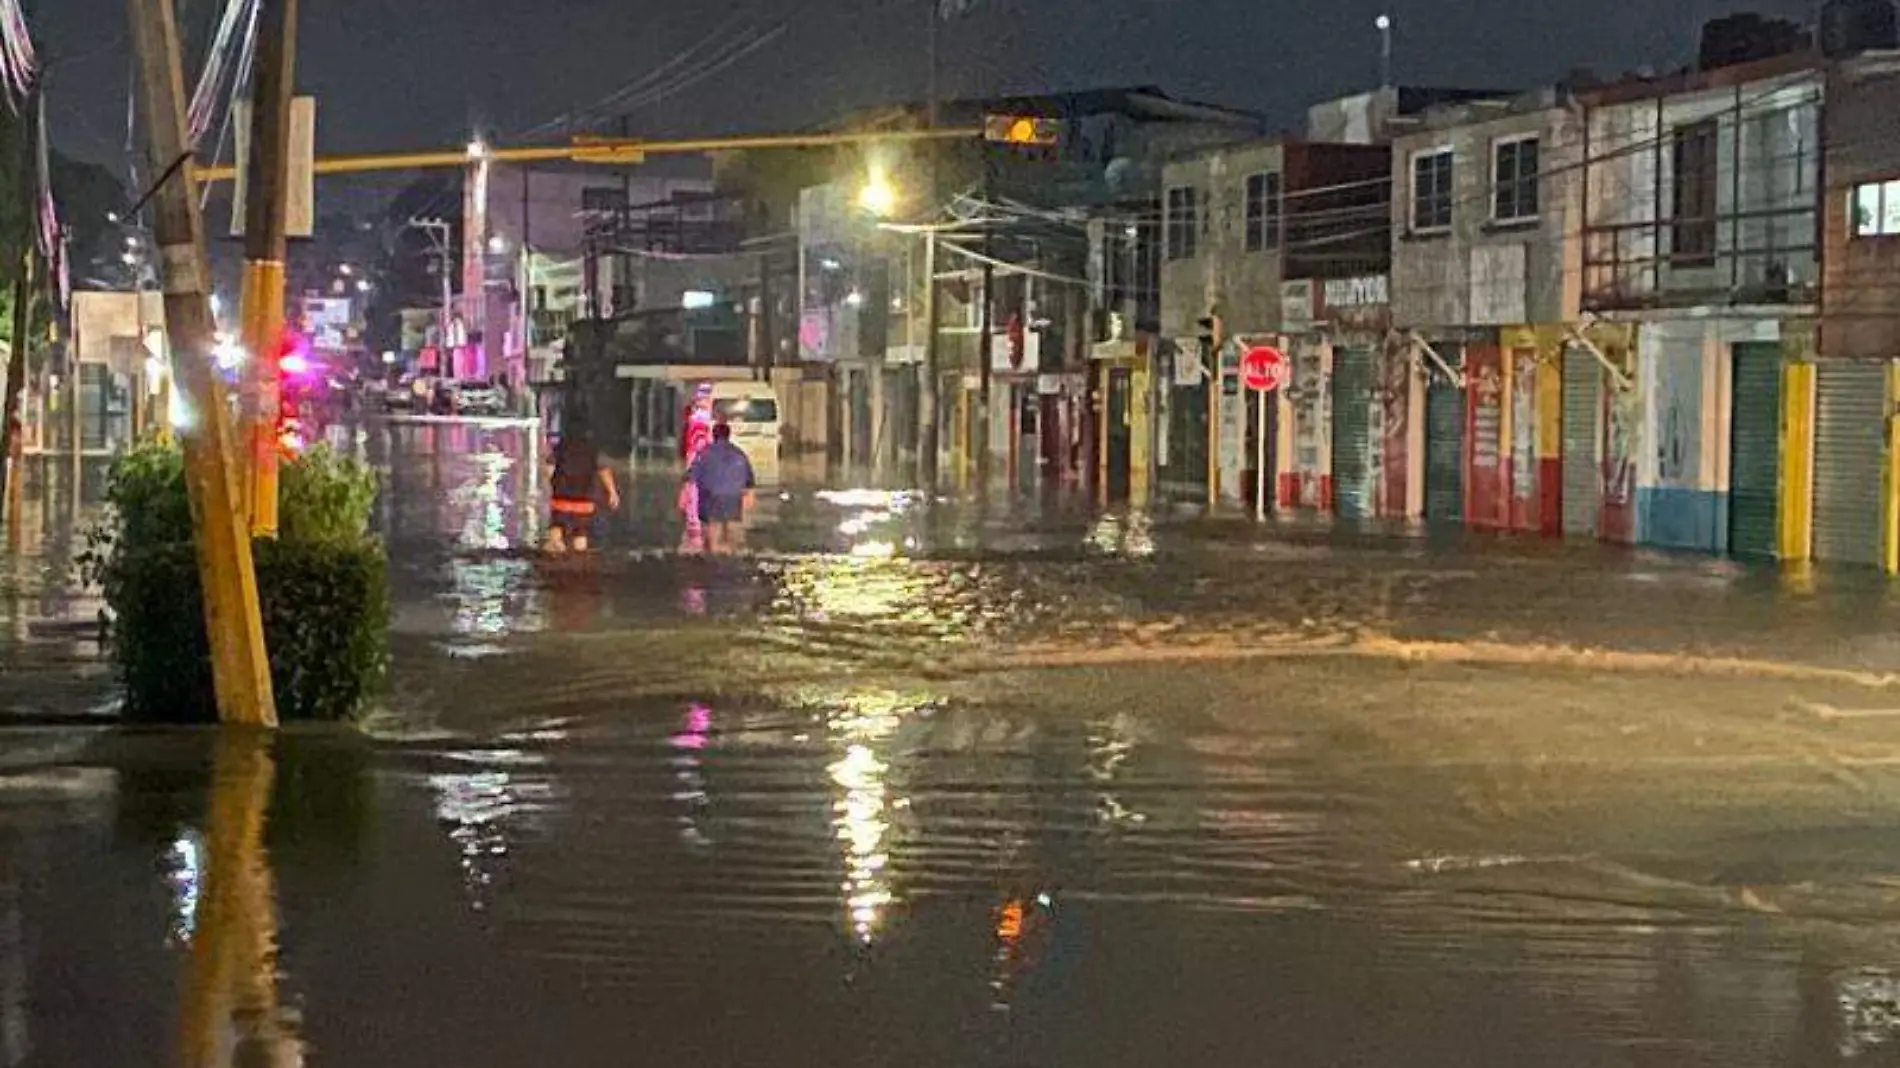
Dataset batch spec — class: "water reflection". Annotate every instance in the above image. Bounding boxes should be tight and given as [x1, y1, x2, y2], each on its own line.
[1086, 512, 1154, 557]
[671, 704, 713, 848]
[824, 691, 917, 943]
[429, 748, 559, 911]
[176, 731, 303, 1067]
[1840, 969, 1900, 1059]
[163, 829, 205, 947]
[0, 842, 24, 1068]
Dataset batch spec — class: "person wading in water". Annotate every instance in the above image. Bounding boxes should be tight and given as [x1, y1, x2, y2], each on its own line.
[677, 383, 715, 554]
[545, 397, 620, 554]
[684, 422, 756, 555]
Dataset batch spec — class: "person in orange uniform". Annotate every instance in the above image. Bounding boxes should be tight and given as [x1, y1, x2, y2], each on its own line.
[546, 398, 619, 553]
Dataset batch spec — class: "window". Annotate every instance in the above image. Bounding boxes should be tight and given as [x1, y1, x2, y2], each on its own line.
[1244, 172, 1283, 252]
[1852, 179, 1900, 237]
[1166, 186, 1199, 261]
[1670, 120, 1718, 267]
[1491, 136, 1540, 222]
[581, 187, 628, 213]
[1411, 149, 1454, 232]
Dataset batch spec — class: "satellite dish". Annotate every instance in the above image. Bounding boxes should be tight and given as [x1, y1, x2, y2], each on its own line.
[1104, 157, 1134, 193]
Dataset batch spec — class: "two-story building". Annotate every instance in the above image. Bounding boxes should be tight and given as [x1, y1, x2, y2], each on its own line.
[1390, 88, 1586, 534]
[1154, 139, 1390, 512]
[1579, 53, 1821, 556]
[1146, 87, 1511, 516]
[1818, 48, 1900, 569]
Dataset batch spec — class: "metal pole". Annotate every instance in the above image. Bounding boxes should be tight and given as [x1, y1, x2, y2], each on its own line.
[975, 253, 993, 493]
[126, 0, 278, 726]
[918, 227, 939, 489]
[1254, 386, 1267, 521]
[916, 0, 941, 491]
[238, 0, 297, 536]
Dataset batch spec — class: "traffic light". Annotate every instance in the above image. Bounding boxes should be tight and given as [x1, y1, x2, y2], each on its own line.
[983, 114, 1060, 147]
[274, 327, 312, 454]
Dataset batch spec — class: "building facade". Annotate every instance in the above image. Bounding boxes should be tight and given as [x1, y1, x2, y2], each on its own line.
[1817, 51, 1900, 569]
[1390, 89, 1583, 534]
[1579, 55, 1821, 557]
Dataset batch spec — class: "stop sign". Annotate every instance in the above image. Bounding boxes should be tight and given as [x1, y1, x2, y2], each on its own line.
[1241, 345, 1288, 392]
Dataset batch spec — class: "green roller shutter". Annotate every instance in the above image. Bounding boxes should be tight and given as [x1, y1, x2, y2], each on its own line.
[1425, 373, 1464, 523]
[1331, 347, 1375, 519]
[1727, 342, 1780, 559]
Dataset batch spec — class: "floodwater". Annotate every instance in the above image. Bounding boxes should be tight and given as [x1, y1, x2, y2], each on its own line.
[8, 422, 1900, 1065]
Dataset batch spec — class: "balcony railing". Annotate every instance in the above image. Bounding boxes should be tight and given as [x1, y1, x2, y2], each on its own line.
[1582, 206, 1817, 311]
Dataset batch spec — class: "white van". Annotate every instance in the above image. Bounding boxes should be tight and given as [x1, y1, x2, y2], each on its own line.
[710, 381, 781, 486]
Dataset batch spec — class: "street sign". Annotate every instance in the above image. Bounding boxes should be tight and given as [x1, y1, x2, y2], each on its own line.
[230, 96, 316, 239]
[1241, 344, 1288, 392]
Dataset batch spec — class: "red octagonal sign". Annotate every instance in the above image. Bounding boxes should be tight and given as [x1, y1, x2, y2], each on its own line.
[1241, 345, 1288, 392]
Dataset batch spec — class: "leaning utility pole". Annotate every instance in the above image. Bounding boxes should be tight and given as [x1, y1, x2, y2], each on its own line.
[0, 90, 35, 527]
[915, 0, 942, 491]
[127, 0, 278, 727]
[238, 0, 298, 536]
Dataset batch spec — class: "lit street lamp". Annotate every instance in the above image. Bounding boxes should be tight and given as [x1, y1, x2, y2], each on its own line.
[859, 172, 898, 218]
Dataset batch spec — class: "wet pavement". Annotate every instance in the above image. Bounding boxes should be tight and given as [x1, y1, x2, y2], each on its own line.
[8, 422, 1900, 1064]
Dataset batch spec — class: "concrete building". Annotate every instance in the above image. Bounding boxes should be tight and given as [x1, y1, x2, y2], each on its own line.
[1816, 50, 1900, 569]
[1154, 138, 1390, 510]
[1578, 53, 1821, 557]
[1388, 88, 1585, 534]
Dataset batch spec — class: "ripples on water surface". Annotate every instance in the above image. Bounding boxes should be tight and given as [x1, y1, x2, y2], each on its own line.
[8, 424, 1900, 1063]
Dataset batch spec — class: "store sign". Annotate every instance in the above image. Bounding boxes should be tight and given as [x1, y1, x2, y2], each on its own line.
[1322, 275, 1388, 308]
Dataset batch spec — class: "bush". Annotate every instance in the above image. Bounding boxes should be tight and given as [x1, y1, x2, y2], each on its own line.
[90, 441, 390, 723]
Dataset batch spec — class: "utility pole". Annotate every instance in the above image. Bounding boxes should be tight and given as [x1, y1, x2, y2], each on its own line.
[0, 88, 35, 527]
[127, 0, 278, 727]
[918, 226, 939, 490]
[975, 252, 993, 493]
[238, 0, 298, 536]
[916, 0, 942, 491]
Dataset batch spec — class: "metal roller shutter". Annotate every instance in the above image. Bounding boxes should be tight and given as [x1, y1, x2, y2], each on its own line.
[1727, 342, 1781, 559]
[1813, 361, 1888, 567]
[1331, 347, 1375, 519]
[1561, 350, 1602, 538]
[1425, 374, 1464, 523]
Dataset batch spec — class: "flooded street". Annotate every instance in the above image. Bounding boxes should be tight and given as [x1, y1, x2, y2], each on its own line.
[10, 423, 1900, 1064]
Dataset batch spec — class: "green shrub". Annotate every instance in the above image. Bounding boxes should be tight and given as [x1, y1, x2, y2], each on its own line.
[91, 440, 390, 723]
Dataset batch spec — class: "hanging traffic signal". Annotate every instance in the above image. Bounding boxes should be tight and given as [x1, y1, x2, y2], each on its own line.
[983, 114, 1059, 146]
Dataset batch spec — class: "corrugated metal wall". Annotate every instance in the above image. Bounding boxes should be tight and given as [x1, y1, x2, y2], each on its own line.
[1812, 361, 1888, 567]
[1727, 343, 1781, 559]
[1561, 350, 1602, 538]
[1425, 374, 1464, 523]
[1331, 347, 1376, 520]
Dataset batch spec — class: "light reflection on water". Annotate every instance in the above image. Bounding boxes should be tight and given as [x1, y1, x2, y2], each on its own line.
[824, 691, 917, 943]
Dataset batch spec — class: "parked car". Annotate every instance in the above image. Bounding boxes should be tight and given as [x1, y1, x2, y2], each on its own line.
[711, 381, 781, 486]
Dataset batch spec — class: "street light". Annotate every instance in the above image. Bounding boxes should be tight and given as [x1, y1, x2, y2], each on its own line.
[859, 171, 898, 217]
[1375, 14, 1393, 88]
[355, 278, 373, 294]
[467, 138, 488, 160]
[338, 263, 354, 277]
[487, 234, 508, 254]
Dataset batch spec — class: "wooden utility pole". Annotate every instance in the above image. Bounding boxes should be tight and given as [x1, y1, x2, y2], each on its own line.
[0, 90, 36, 528]
[238, 0, 298, 535]
[127, 0, 278, 727]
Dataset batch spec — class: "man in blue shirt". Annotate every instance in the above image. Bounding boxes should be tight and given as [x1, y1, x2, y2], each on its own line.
[685, 422, 756, 554]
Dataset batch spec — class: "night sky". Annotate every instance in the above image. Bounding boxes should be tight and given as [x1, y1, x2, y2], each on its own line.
[37, 0, 1812, 172]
